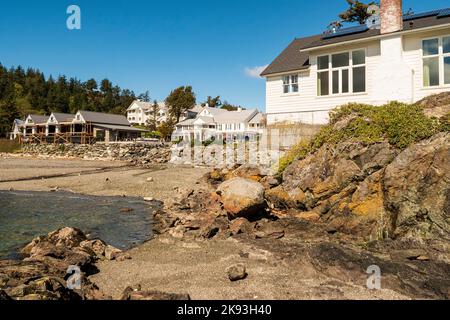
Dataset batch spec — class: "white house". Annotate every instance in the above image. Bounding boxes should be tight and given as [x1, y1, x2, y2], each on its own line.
[126, 100, 169, 126]
[9, 119, 23, 140]
[261, 0, 450, 125]
[173, 106, 265, 143]
[45, 113, 76, 135]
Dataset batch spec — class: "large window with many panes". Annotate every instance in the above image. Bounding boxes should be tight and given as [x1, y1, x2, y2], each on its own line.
[423, 36, 450, 87]
[317, 49, 366, 96]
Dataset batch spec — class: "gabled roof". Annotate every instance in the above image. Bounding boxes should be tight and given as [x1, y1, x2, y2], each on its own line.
[200, 107, 229, 116]
[260, 35, 321, 76]
[215, 109, 258, 124]
[127, 100, 168, 111]
[177, 118, 195, 126]
[78, 111, 130, 126]
[27, 115, 48, 124]
[261, 8, 450, 77]
[249, 113, 264, 124]
[195, 116, 215, 124]
[50, 113, 75, 123]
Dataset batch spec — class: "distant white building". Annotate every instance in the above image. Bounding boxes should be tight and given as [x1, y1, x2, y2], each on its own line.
[9, 119, 24, 140]
[126, 100, 169, 126]
[173, 106, 265, 143]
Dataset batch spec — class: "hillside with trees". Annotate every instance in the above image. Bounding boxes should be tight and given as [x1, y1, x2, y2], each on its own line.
[0, 63, 141, 136]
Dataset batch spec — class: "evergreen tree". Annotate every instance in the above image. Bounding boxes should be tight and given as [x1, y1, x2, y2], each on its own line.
[146, 100, 160, 131]
[165, 86, 196, 123]
[0, 63, 143, 130]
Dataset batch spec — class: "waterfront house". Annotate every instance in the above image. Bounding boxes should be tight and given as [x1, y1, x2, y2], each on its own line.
[173, 106, 265, 143]
[71, 110, 146, 143]
[46, 113, 76, 136]
[23, 115, 49, 136]
[21, 110, 146, 144]
[261, 0, 450, 125]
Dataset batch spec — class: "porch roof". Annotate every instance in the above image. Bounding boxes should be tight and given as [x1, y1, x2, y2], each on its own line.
[92, 123, 147, 132]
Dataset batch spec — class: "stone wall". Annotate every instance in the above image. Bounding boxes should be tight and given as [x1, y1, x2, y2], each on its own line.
[21, 142, 171, 165]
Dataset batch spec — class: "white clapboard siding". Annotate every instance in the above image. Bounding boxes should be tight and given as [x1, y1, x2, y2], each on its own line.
[266, 27, 450, 125]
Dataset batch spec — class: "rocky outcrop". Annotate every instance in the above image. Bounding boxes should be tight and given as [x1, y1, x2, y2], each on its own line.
[0, 227, 127, 300]
[265, 134, 450, 241]
[21, 143, 171, 166]
[216, 178, 267, 220]
[384, 133, 450, 239]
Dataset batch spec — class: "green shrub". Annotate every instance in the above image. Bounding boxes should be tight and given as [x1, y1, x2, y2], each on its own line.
[277, 101, 448, 174]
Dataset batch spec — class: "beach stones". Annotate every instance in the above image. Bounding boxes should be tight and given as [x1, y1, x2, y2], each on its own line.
[226, 264, 248, 282]
[104, 245, 123, 261]
[121, 286, 191, 300]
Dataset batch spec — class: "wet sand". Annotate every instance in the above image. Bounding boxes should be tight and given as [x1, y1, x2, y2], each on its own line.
[0, 155, 209, 199]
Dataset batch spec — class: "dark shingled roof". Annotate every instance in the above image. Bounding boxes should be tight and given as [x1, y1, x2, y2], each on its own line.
[28, 115, 49, 124]
[51, 113, 75, 123]
[79, 111, 130, 126]
[260, 35, 321, 77]
[261, 11, 450, 77]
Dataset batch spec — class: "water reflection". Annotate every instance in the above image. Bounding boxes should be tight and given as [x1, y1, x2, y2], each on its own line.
[0, 190, 158, 260]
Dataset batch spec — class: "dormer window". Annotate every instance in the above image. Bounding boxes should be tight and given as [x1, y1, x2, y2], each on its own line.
[283, 74, 299, 94]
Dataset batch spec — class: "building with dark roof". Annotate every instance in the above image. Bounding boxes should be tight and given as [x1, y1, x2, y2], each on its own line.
[261, 0, 450, 125]
[21, 110, 147, 144]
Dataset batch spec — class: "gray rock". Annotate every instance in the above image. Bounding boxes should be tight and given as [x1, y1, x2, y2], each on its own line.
[226, 264, 248, 282]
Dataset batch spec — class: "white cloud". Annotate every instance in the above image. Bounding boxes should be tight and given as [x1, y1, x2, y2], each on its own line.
[244, 65, 268, 79]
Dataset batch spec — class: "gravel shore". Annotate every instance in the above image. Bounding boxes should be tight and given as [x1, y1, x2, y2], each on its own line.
[0, 155, 209, 199]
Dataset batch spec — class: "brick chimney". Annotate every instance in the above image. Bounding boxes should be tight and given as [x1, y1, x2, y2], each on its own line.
[380, 0, 403, 34]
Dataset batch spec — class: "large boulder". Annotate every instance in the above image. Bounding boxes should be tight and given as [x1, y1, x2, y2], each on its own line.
[217, 178, 266, 219]
[384, 133, 450, 239]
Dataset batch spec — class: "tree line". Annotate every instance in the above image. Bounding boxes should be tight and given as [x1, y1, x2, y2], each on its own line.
[0, 63, 139, 136]
[0, 63, 244, 138]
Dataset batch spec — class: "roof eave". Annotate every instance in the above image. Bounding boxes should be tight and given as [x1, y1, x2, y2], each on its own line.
[261, 66, 311, 78]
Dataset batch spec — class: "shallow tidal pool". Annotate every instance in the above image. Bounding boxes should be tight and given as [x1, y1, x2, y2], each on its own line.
[0, 190, 158, 260]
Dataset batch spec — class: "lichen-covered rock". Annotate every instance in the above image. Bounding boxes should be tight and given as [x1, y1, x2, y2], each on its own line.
[225, 165, 265, 182]
[217, 178, 266, 219]
[384, 133, 450, 239]
[265, 132, 450, 241]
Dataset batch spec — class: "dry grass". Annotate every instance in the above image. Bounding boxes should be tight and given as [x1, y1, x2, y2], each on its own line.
[0, 139, 21, 153]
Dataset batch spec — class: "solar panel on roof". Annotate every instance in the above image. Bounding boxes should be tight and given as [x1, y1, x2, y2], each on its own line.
[437, 8, 450, 18]
[322, 25, 369, 40]
[403, 10, 442, 21]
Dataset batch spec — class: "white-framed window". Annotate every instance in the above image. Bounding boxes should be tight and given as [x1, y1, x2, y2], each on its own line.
[423, 36, 450, 87]
[282, 74, 299, 94]
[317, 49, 366, 96]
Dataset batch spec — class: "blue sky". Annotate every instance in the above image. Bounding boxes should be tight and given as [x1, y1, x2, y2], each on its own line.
[0, 0, 448, 110]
